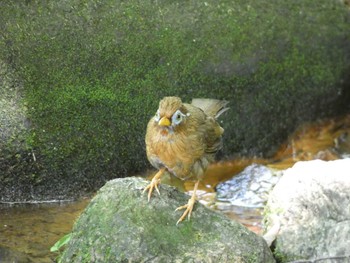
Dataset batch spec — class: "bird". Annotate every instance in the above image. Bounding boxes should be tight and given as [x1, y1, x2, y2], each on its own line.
[143, 96, 229, 225]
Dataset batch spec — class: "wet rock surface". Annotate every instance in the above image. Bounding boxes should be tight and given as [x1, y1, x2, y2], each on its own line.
[61, 177, 275, 263]
[0, 60, 28, 148]
[216, 164, 282, 208]
[264, 159, 350, 262]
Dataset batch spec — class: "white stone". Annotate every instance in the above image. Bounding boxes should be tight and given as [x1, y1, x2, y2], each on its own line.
[264, 159, 350, 261]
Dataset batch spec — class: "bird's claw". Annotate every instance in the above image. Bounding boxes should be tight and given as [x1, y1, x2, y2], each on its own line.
[143, 168, 165, 201]
[175, 197, 196, 225]
[175, 180, 199, 225]
[143, 177, 161, 201]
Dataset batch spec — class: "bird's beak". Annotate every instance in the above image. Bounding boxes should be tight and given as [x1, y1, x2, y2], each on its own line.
[158, 116, 171, 127]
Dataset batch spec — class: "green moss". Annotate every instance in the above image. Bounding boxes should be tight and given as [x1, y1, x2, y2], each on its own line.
[0, 0, 349, 199]
[60, 178, 275, 262]
[272, 243, 305, 263]
[273, 248, 288, 263]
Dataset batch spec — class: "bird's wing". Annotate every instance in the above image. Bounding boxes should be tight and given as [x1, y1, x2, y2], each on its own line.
[204, 118, 224, 155]
[191, 98, 229, 119]
[187, 100, 227, 156]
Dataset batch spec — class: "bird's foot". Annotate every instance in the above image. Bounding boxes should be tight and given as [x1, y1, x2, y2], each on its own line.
[175, 196, 196, 225]
[143, 168, 165, 201]
[175, 180, 200, 225]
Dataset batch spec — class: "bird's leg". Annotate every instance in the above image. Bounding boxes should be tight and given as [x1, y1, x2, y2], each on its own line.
[143, 168, 166, 201]
[175, 180, 200, 225]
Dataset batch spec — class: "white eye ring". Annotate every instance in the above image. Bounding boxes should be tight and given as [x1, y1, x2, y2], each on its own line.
[171, 110, 186, 126]
[154, 110, 160, 122]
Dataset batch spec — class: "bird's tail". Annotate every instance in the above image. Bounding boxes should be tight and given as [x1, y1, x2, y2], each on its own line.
[191, 98, 229, 119]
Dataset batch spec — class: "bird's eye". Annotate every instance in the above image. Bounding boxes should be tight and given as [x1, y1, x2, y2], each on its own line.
[154, 110, 160, 122]
[171, 110, 185, 126]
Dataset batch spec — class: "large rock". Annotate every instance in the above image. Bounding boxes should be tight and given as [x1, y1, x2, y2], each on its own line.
[60, 177, 275, 262]
[263, 159, 350, 262]
[1, 0, 350, 200]
[0, 60, 39, 202]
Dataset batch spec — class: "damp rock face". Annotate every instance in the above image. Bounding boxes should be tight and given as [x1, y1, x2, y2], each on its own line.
[264, 159, 350, 262]
[60, 177, 275, 263]
[1, 0, 350, 201]
[0, 60, 28, 150]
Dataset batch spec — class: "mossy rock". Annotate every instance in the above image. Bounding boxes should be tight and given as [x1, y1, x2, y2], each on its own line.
[0, 0, 349, 200]
[0, 60, 28, 151]
[60, 177, 275, 262]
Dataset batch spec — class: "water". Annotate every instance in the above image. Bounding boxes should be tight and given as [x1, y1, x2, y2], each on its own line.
[1, 114, 349, 262]
[0, 199, 90, 263]
[0, 191, 263, 263]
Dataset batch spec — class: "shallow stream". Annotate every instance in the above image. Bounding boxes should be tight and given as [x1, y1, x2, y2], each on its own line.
[1, 114, 349, 262]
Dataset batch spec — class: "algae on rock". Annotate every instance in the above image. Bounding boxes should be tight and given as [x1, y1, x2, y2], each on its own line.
[0, 0, 349, 200]
[60, 177, 275, 263]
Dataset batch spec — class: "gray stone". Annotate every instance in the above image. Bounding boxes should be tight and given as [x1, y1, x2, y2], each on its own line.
[264, 159, 350, 262]
[61, 177, 275, 263]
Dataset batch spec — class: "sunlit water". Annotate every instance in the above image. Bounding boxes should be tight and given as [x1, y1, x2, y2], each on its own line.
[0, 114, 349, 262]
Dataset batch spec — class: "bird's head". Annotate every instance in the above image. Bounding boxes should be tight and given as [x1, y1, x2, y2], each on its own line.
[154, 97, 190, 130]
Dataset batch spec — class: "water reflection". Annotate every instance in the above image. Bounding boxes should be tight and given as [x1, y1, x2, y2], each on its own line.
[1, 114, 349, 262]
[0, 199, 89, 263]
[214, 202, 264, 235]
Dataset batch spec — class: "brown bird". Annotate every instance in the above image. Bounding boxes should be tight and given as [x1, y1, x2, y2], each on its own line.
[143, 96, 229, 224]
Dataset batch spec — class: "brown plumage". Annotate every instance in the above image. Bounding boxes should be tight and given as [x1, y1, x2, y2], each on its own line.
[143, 96, 229, 224]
